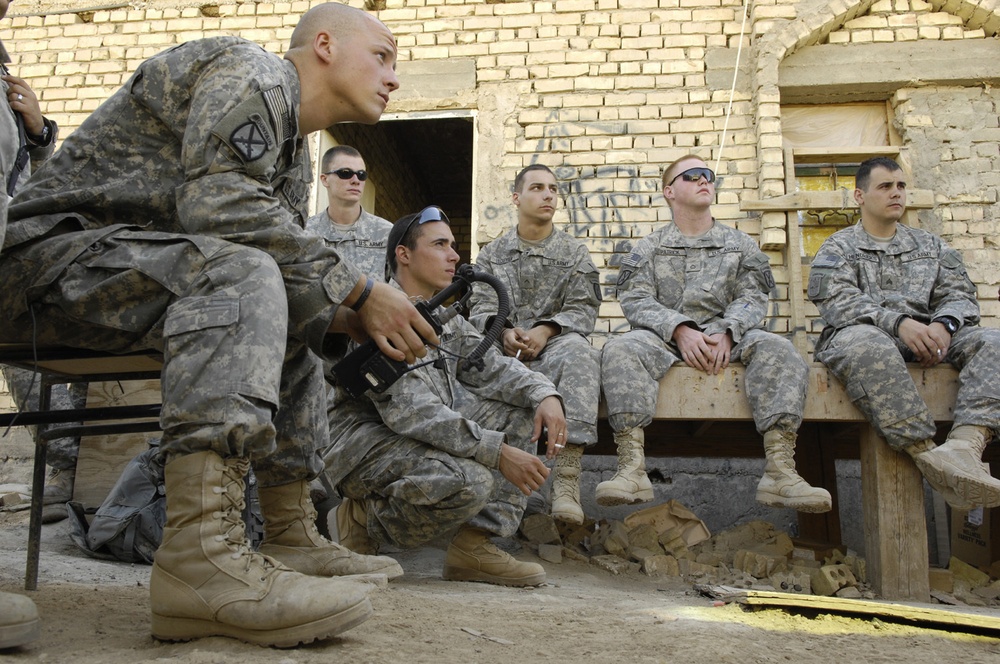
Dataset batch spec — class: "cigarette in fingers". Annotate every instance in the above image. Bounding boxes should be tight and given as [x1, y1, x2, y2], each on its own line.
[554, 443, 564, 449]
[515, 349, 522, 360]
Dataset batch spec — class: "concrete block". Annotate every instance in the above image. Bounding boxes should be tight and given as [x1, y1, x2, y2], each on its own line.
[520, 513, 562, 545]
[949, 555, 991, 589]
[591, 554, 640, 575]
[594, 520, 631, 558]
[769, 570, 811, 594]
[538, 543, 563, 564]
[835, 586, 862, 599]
[563, 547, 590, 563]
[627, 523, 663, 554]
[642, 554, 680, 578]
[810, 564, 857, 597]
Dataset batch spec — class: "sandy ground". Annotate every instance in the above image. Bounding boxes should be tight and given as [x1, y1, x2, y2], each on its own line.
[1, 486, 1000, 663]
[2, 405, 1000, 663]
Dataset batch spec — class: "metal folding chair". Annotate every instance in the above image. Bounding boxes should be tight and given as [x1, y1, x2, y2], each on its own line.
[0, 345, 163, 589]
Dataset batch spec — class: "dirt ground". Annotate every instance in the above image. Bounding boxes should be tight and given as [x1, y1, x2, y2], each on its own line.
[3, 511, 1000, 664]
[1, 426, 1000, 664]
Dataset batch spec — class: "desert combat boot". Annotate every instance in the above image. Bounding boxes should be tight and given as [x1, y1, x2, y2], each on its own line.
[909, 425, 1000, 508]
[335, 497, 378, 555]
[150, 451, 373, 647]
[442, 527, 546, 587]
[0, 591, 40, 649]
[259, 480, 403, 580]
[595, 428, 654, 506]
[551, 443, 585, 524]
[755, 430, 832, 513]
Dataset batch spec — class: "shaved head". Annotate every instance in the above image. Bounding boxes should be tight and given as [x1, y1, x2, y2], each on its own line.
[288, 2, 369, 53]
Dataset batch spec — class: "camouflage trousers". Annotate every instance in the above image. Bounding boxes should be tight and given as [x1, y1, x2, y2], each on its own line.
[1, 367, 87, 470]
[815, 323, 1000, 450]
[0, 229, 326, 487]
[601, 328, 807, 434]
[520, 332, 600, 446]
[335, 399, 537, 548]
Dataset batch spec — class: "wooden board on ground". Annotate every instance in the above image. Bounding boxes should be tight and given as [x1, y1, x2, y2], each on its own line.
[700, 585, 1000, 635]
[72, 379, 161, 509]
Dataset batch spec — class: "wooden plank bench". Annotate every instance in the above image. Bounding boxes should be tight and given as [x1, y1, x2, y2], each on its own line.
[597, 362, 966, 602]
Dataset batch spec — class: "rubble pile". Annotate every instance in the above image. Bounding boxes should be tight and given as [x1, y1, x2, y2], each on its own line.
[519, 499, 1000, 605]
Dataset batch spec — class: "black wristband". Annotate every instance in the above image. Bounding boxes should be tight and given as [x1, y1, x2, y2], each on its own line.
[350, 277, 374, 312]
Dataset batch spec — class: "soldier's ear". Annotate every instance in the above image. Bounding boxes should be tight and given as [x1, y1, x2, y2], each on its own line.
[853, 188, 864, 207]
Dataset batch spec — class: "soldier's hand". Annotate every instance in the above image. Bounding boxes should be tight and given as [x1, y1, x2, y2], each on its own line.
[502, 327, 531, 360]
[707, 332, 733, 374]
[353, 281, 439, 364]
[499, 443, 550, 496]
[521, 323, 558, 360]
[673, 324, 716, 373]
[2, 74, 46, 136]
[899, 318, 948, 367]
[531, 396, 567, 459]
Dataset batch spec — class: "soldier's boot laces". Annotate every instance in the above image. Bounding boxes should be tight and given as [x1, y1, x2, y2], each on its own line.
[756, 430, 832, 513]
[442, 527, 546, 587]
[0, 591, 40, 649]
[908, 425, 1000, 509]
[259, 480, 402, 580]
[551, 443, 585, 525]
[595, 428, 654, 506]
[335, 497, 378, 556]
[150, 451, 373, 647]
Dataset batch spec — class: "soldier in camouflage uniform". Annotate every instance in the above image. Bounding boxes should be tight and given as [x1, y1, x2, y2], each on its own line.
[2, 20, 81, 527]
[809, 156, 1000, 509]
[467, 164, 601, 525]
[304, 145, 392, 280]
[600, 154, 832, 512]
[331, 207, 566, 587]
[0, 4, 441, 648]
[305, 145, 390, 504]
[1, 0, 57, 647]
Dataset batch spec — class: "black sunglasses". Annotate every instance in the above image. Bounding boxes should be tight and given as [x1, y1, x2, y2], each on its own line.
[324, 168, 368, 181]
[667, 167, 716, 186]
[402, 206, 450, 241]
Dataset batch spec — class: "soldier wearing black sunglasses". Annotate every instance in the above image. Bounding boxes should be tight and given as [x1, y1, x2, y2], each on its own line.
[306, 145, 392, 280]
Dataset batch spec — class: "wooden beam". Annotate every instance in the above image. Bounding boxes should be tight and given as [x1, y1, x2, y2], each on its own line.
[613, 364, 959, 422]
[860, 423, 931, 601]
[782, 145, 809, 356]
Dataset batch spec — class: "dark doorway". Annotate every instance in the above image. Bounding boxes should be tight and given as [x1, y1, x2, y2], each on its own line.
[325, 114, 475, 265]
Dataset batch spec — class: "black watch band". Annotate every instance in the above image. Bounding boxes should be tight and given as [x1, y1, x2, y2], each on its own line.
[25, 120, 52, 147]
[932, 316, 959, 335]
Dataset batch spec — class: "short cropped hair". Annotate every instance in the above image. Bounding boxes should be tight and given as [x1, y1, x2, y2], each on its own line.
[855, 157, 902, 191]
[321, 145, 363, 173]
[513, 164, 555, 193]
[661, 153, 705, 189]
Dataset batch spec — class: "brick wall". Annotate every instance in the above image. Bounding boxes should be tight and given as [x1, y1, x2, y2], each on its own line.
[2, 0, 998, 349]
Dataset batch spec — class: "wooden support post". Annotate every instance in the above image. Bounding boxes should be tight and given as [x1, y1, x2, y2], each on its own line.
[859, 423, 930, 601]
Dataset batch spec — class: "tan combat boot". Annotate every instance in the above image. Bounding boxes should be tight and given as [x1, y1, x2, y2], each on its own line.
[595, 428, 654, 506]
[756, 430, 832, 513]
[259, 480, 403, 580]
[442, 526, 546, 587]
[335, 497, 377, 555]
[551, 443, 585, 524]
[41, 467, 76, 523]
[909, 426, 1000, 508]
[150, 451, 373, 647]
[0, 591, 39, 649]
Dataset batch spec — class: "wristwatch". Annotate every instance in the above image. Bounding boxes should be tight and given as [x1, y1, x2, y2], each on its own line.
[25, 120, 52, 147]
[932, 316, 959, 335]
